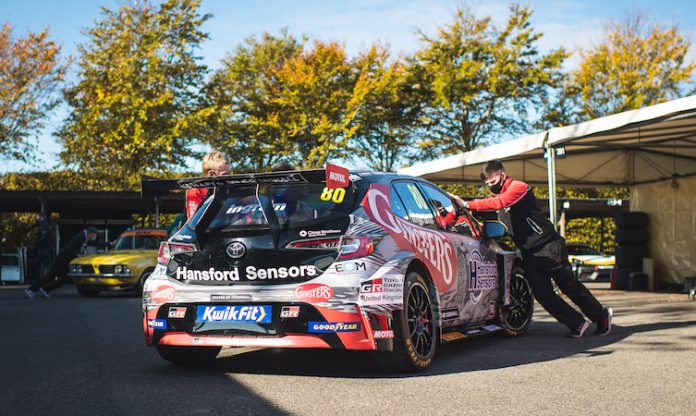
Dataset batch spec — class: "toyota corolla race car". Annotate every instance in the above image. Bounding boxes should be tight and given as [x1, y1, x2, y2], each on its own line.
[141, 169, 534, 371]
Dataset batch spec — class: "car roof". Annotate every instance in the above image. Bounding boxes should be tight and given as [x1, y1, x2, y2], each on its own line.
[119, 229, 167, 237]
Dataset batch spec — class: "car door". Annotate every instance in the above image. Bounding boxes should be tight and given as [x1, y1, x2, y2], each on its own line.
[389, 181, 467, 322]
[415, 182, 500, 326]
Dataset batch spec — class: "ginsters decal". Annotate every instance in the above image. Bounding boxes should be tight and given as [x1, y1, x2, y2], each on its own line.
[361, 184, 457, 292]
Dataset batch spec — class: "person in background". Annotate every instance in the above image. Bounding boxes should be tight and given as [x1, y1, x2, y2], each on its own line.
[25, 227, 98, 299]
[451, 159, 612, 338]
[185, 151, 231, 220]
[271, 161, 295, 172]
[32, 212, 53, 284]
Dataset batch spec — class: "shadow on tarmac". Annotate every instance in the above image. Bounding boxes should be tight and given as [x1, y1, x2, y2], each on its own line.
[203, 318, 696, 379]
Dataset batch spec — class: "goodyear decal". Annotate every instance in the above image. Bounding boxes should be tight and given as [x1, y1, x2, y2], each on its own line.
[308, 322, 360, 333]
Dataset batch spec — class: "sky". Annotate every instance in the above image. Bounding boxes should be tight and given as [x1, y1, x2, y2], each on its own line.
[2, 0, 696, 173]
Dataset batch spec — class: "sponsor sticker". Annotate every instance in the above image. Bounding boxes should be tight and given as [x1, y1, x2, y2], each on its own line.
[468, 250, 497, 304]
[325, 163, 350, 188]
[361, 184, 457, 292]
[148, 319, 167, 329]
[150, 285, 176, 304]
[441, 309, 460, 320]
[332, 261, 367, 274]
[483, 324, 502, 332]
[466, 329, 481, 335]
[176, 265, 317, 282]
[308, 322, 360, 333]
[196, 305, 272, 323]
[294, 284, 334, 303]
[280, 306, 300, 318]
[442, 332, 466, 342]
[210, 294, 252, 302]
[168, 307, 187, 319]
[358, 276, 403, 306]
[299, 229, 342, 238]
[373, 330, 394, 339]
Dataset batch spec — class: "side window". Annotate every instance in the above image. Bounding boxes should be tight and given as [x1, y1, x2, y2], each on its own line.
[418, 183, 471, 235]
[390, 188, 409, 220]
[392, 182, 438, 229]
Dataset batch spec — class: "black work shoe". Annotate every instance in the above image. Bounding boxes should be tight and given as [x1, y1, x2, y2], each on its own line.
[595, 307, 613, 336]
[567, 320, 590, 338]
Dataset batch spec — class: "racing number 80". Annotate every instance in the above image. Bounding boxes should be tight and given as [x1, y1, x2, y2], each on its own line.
[320, 187, 346, 203]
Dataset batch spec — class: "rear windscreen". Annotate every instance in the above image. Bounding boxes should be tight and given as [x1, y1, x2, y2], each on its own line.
[194, 184, 357, 231]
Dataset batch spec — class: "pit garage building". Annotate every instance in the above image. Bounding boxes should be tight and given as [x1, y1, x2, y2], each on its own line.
[400, 95, 696, 288]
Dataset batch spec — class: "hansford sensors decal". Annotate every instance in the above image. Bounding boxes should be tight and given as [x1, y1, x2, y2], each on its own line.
[175, 265, 317, 281]
[468, 250, 497, 304]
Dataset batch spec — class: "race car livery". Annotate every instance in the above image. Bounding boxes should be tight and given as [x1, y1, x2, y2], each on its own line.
[141, 169, 534, 371]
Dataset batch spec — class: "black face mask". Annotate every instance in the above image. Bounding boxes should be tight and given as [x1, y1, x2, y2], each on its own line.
[488, 176, 505, 194]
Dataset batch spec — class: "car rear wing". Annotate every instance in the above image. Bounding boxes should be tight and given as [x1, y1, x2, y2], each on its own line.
[141, 170, 336, 198]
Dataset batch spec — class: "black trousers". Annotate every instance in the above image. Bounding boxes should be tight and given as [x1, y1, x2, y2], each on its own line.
[523, 238, 604, 329]
[29, 257, 69, 293]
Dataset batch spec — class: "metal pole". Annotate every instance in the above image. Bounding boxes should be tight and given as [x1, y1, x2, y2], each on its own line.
[155, 197, 160, 228]
[546, 144, 558, 230]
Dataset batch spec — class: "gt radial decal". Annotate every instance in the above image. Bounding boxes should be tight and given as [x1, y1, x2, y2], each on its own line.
[196, 305, 272, 323]
[294, 284, 334, 303]
[468, 250, 497, 304]
[362, 184, 457, 292]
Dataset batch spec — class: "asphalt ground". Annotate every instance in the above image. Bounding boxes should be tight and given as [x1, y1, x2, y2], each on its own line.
[1, 282, 694, 416]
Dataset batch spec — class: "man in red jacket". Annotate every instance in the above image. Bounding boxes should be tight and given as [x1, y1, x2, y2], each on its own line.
[451, 159, 612, 337]
[185, 151, 231, 220]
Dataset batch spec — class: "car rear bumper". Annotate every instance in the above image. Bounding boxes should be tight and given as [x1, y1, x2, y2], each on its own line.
[143, 302, 380, 351]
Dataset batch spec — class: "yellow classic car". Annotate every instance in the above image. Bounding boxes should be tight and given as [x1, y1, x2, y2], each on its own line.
[68, 229, 168, 297]
[567, 243, 615, 281]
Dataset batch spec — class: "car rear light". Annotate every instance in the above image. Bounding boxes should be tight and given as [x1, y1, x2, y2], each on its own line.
[157, 242, 196, 265]
[338, 236, 381, 260]
[594, 265, 599, 271]
[286, 238, 341, 250]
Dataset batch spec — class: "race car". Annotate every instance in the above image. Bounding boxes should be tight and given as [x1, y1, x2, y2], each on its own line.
[69, 228, 167, 297]
[567, 242, 615, 281]
[141, 169, 534, 371]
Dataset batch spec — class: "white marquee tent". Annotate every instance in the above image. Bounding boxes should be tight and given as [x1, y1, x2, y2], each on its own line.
[399, 95, 696, 285]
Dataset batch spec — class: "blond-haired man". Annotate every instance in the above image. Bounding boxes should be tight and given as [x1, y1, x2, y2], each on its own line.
[185, 151, 231, 219]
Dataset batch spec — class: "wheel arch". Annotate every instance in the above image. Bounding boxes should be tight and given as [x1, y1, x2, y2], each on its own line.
[406, 259, 442, 328]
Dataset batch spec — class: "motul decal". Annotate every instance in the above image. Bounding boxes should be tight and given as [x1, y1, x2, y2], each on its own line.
[326, 163, 350, 188]
[362, 184, 457, 292]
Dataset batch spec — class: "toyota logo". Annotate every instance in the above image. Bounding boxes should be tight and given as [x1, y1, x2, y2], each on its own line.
[226, 241, 246, 259]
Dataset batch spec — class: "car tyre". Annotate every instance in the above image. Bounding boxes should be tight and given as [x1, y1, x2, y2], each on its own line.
[498, 267, 534, 337]
[156, 345, 221, 365]
[374, 271, 437, 372]
[136, 269, 154, 295]
[76, 287, 101, 297]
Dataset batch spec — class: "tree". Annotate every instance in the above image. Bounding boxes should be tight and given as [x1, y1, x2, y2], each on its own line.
[351, 45, 422, 171]
[566, 13, 695, 120]
[198, 31, 304, 172]
[58, 0, 210, 190]
[273, 40, 366, 168]
[412, 4, 567, 159]
[0, 23, 66, 162]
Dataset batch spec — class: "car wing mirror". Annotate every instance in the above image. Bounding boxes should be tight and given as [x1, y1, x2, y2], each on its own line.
[483, 221, 507, 239]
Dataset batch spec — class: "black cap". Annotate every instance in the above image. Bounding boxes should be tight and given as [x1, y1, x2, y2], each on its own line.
[86, 227, 99, 234]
